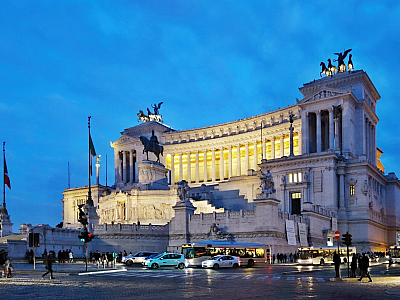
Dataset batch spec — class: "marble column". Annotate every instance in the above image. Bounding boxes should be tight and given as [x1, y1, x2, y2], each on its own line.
[122, 150, 127, 184]
[129, 150, 134, 183]
[219, 147, 224, 181]
[245, 143, 249, 173]
[316, 110, 322, 152]
[334, 116, 340, 151]
[203, 149, 208, 182]
[280, 134, 285, 157]
[329, 107, 334, 150]
[170, 153, 175, 184]
[187, 152, 191, 183]
[211, 148, 216, 182]
[228, 146, 232, 178]
[271, 137, 275, 159]
[179, 153, 183, 181]
[236, 144, 241, 176]
[115, 149, 120, 184]
[195, 151, 199, 183]
[303, 112, 309, 154]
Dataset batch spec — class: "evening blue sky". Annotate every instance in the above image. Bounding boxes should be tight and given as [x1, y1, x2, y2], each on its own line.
[1, 1, 400, 229]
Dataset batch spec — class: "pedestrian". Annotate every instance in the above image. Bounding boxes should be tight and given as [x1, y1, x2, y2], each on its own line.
[272, 254, 275, 264]
[5, 258, 13, 278]
[112, 251, 118, 267]
[101, 252, 108, 268]
[333, 251, 341, 278]
[351, 253, 357, 277]
[358, 253, 372, 282]
[357, 253, 363, 276]
[68, 250, 74, 263]
[0, 250, 7, 277]
[93, 250, 101, 268]
[106, 252, 112, 267]
[42, 251, 55, 279]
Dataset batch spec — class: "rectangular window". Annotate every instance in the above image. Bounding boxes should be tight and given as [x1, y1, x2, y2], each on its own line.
[350, 185, 355, 196]
[288, 172, 302, 183]
[291, 192, 301, 214]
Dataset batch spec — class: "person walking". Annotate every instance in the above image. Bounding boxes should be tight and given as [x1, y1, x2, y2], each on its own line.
[5, 258, 13, 278]
[42, 251, 55, 279]
[93, 250, 101, 268]
[0, 250, 6, 278]
[333, 251, 341, 278]
[68, 250, 74, 263]
[350, 253, 357, 278]
[358, 253, 372, 282]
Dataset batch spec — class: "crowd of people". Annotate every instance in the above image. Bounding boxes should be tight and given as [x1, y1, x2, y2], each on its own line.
[271, 253, 299, 264]
[89, 250, 119, 269]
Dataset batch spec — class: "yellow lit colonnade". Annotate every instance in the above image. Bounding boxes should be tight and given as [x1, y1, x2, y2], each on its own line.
[163, 121, 301, 185]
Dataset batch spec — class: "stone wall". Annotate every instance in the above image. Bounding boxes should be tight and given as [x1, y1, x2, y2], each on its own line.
[91, 223, 169, 254]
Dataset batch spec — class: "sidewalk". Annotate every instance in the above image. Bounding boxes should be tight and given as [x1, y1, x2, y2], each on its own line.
[6, 261, 126, 277]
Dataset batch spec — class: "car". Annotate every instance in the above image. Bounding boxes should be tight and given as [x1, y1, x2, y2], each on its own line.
[122, 251, 158, 266]
[143, 252, 185, 269]
[202, 255, 240, 269]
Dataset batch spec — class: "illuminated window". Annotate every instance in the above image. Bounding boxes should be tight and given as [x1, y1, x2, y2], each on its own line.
[350, 185, 355, 196]
[288, 172, 302, 183]
[291, 192, 301, 214]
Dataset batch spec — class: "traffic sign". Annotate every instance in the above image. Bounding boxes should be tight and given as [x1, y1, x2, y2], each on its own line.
[334, 231, 340, 240]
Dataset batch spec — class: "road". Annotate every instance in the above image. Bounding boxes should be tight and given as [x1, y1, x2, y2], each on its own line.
[1, 262, 400, 299]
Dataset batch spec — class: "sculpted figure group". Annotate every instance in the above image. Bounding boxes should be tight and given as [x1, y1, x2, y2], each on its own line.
[320, 49, 353, 77]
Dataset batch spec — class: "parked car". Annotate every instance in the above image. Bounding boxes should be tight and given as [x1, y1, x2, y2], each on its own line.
[202, 255, 240, 269]
[122, 251, 158, 266]
[143, 253, 185, 269]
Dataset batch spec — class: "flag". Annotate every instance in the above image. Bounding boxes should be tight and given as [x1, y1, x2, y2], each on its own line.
[4, 155, 10, 189]
[89, 133, 96, 176]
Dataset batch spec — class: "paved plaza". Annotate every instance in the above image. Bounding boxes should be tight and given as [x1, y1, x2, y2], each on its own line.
[1, 261, 400, 299]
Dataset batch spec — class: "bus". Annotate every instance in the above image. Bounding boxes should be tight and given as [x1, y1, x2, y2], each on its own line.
[387, 245, 400, 263]
[297, 246, 357, 265]
[182, 240, 271, 267]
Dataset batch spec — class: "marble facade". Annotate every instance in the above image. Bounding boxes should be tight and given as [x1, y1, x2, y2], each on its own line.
[61, 70, 400, 254]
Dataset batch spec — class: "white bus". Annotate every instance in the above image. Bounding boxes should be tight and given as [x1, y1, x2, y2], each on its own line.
[388, 245, 400, 263]
[297, 246, 357, 265]
[182, 240, 271, 267]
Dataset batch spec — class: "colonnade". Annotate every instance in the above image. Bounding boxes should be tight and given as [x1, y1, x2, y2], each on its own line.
[115, 149, 137, 184]
[365, 116, 376, 164]
[304, 107, 340, 154]
[167, 133, 299, 184]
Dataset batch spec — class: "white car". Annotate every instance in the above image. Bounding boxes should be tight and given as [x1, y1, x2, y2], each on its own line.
[202, 255, 240, 269]
[122, 251, 158, 266]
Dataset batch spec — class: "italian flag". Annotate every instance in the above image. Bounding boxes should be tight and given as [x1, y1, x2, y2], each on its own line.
[4, 155, 10, 189]
[89, 133, 96, 176]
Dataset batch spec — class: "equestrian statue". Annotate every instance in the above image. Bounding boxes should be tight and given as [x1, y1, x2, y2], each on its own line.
[139, 130, 164, 163]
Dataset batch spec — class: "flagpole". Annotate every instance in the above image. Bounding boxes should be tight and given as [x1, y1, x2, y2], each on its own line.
[3, 142, 5, 211]
[88, 117, 93, 206]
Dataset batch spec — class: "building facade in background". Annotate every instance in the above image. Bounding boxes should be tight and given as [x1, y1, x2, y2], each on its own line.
[61, 70, 400, 255]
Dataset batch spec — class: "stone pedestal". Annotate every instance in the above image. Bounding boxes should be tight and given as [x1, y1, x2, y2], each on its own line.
[0, 207, 13, 237]
[85, 204, 100, 229]
[138, 161, 169, 190]
[254, 193, 280, 231]
[169, 200, 196, 245]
